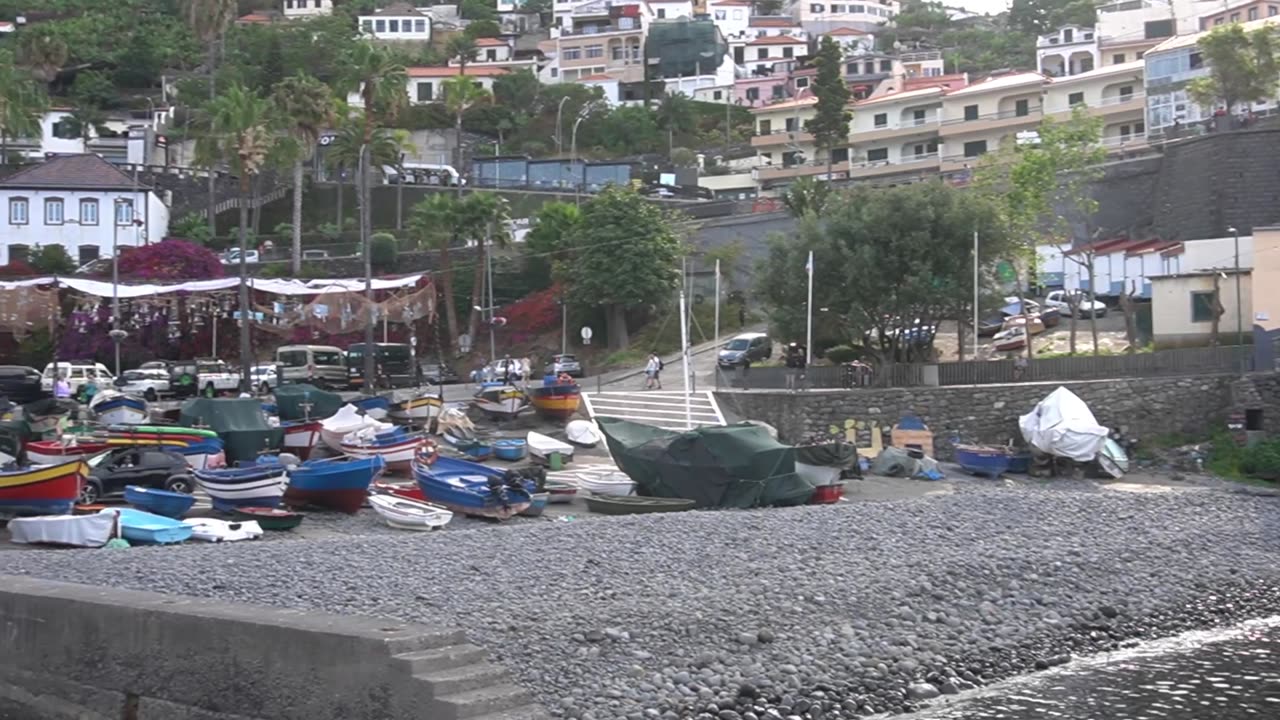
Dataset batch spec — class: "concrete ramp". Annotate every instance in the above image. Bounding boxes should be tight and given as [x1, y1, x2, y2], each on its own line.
[581, 390, 725, 431]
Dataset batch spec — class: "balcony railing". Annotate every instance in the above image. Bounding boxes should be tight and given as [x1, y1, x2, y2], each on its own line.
[898, 51, 942, 63]
[865, 115, 940, 132]
[1043, 93, 1146, 115]
[560, 23, 641, 37]
[942, 106, 1043, 125]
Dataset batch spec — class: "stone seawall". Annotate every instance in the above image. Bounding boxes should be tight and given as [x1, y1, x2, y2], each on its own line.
[716, 375, 1242, 458]
[0, 575, 547, 720]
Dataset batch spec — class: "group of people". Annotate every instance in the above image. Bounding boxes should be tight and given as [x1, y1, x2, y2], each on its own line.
[52, 372, 99, 404]
[643, 352, 664, 389]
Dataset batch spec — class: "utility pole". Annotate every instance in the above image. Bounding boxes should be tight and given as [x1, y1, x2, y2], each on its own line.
[1231, 226, 1245, 373]
[360, 143, 376, 389]
[486, 221, 496, 364]
[973, 229, 979, 358]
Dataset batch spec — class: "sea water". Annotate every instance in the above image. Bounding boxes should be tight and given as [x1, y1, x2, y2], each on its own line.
[910, 617, 1280, 719]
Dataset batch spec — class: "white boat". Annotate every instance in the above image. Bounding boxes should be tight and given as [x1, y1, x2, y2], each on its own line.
[182, 517, 264, 542]
[193, 469, 288, 510]
[320, 404, 392, 452]
[339, 427, 425, 472]
[8, 510, 118, 548]
[389, 389, 444, 423]
[577, 471, 636, 497]
[528, 431, 574, 464]
[566, 420, 602, 447]
[368, 493, 453, 530]
[183, 449, 227, 471]
[89, 391, 149, 425]
[472, 384, 529, 417]
[437, 407, 479, 448]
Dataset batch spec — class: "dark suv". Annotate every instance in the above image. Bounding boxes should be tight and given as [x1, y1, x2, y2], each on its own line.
[0, 365, 44, 403]
[81, 447, 194, 504]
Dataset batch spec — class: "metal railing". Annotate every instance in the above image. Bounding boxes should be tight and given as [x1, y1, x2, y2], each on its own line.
[866, 115, 940, 132]
[942, 106, 1043, 126]
[848, 152, 939, 171]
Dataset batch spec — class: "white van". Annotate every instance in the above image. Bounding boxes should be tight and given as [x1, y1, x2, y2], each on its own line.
[41, 361, 115, 393]
[275, 345, 346, 388]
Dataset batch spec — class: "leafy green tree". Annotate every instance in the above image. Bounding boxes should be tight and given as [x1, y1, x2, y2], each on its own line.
[0, 52, 47, 163]
[1188, 24, 1280, 130]
[198, 82, 278, 388]
[370, 232, 398, 271]
[524, 201, 581, 290]
[15, 27, 68, 84]
[893, 0, 951, 32]
[460, 0, 498, 21]
[447, 33, 478, 74]
[407, 193, 498, 349]
[442, 75, 491, 194]
[1008, 0, 1097, 37]
[493, 69, 542, 111]
[781, 177, 831, 218]
[69, 71, 118, 111]
[753, 0, 784, 14]
[464, 19, 502, 39]
[655, 93, 695, 158]
[29, 244, 77, 275]
[272, 72, 335, 275]
[807, 36, 851, 179]
[563, 187, 683, 349]
[942, 26, 1037, 75]
[585, 105, 661, 155]
[185, 0, 239, 236]
[463, 193, 511, 342]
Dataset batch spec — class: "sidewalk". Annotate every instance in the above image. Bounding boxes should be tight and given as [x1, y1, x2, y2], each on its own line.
[586, 324, 766, 390]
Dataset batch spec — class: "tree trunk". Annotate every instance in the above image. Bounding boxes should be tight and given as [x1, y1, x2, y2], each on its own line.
[237, 184, 252, 393]
[439, 242, 460, 351]
[1068, 295, 1078, 355]
[956, 313, 965, 361]
[607, 303, 630, 350]
[396, 174, 403, 231]
[206, 39, 218, 239]
[335, 167, 344, 229]
[291, 159, 303, 275]
[467, 232, 486, 345]
[1120, 287, 1137, 352]
[1210, 275, 1223, 346]
[1087, 261, 1099, 356]
[455, 113, 464, 198]
[250, 172, 263, 235]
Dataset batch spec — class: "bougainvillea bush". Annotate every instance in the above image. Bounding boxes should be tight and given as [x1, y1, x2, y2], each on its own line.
[0, 261, 37, 278]
[500, 286, 561, 345]
[116, 238, 225, 281]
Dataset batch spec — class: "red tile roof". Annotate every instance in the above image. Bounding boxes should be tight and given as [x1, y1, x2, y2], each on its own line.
[474, 37, 508, 46]
[236, 11, 279, 24]
[0, 154, 153, 191]
[748, 35, 808, 46]
[579, 74, 616, 81]
[750, 17, 799, 27]
[825, 27, 869, 35]
[407, 66, 511, 77]
[902, 73, 969, 91]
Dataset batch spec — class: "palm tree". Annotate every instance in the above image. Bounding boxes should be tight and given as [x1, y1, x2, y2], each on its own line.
[15, 29, 67, 84]
[446, 34, 477, 75]
[199, 83, 278, 391]
[655, 93, 694, 158]
[441, 75, 490, 197]
[0, 53, 47, 164]
[272, 73, 335, 275]
[409, 194, 463, 353]
[461, 193, 510, 347]
[184, 0, 238, 236]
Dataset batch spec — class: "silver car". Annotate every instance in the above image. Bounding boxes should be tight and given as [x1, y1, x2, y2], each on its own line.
[544, 354, 583, 378]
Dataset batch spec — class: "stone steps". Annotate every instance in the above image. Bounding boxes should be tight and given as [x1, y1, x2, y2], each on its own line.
[393, 644, 488, 674]
[433, 684, 537, 719]
[415, 663, 509, 696]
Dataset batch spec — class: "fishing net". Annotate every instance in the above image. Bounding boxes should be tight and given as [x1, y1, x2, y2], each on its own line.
[0, 285, 59, 338]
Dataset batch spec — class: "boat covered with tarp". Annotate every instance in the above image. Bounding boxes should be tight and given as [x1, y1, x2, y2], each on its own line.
[179, 397, 283, 464]
[596, 418, 814, 509]
[273, 383, 344, 421]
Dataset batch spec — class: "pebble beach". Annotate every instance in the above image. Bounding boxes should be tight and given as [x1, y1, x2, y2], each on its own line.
[5, 478, 1280, 719]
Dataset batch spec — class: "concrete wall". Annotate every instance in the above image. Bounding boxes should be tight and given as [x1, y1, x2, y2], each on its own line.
[0, 575, 544, 720]
[717, 374, 1244, 458]
[1151, 272, 1253, 349]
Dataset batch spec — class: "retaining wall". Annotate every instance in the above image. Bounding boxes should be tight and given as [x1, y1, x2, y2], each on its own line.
[716, 375, 1254, 458]
[0, 575, 546, 720]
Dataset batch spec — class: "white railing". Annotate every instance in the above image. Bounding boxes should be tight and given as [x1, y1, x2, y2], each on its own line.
[1042, 93, 1146, 115]
[865, 115, 940, 132]
[849, 152, 939, 171]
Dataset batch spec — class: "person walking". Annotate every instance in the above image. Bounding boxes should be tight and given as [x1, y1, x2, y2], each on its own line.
[644, 352, 662, 390]
[784, 342, 806, 392]
[53, 372, 71, 399]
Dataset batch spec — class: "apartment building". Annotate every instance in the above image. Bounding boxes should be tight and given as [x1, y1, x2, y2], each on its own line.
[1036, 25, 1099, 77]
[937, 72, 1045, 172]
[822, 26, 874, 53]
[358, 3, 432, 43]
[1200, 0, 1280, 28]
[1043, 60, 1147, 149]
[709, 0, 753, 37]
[1093, 0, 1202, 66]
[402, 66, 510, 104]
[543, 0, 649, 83]
[846, 87, 943, 181]
[649, 0, 696, 20]
[750, 96, 828, 186]
[282, 0, 332, 19]
[793, 0, 899, 34]
[742, 35, 810, 76]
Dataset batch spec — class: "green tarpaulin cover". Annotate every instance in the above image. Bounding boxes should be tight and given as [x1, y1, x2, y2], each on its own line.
[179, 397, 282, 464]
[273, 383, 344, 421]
[597, 418, 814, 509]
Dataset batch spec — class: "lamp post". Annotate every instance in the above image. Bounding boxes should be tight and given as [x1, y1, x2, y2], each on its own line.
[570, 105, 593, 205]
[359, 142, 376, 389]
[1230, 225, 1245, 372]
[111, 199, 124, 376]
[554, 95, 570, 156]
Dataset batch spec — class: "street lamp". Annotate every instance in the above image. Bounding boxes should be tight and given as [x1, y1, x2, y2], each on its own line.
[554, 95, 570, 155]
[570, 104, 596, 205]
[110, 199, 128, 376]
[358, 142, 376, 389]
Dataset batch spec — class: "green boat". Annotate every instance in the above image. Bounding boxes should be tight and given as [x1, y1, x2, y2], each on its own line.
[112, 425, 219, 438]
[583, 495, 696, 516]
[230, 507, 304, 531]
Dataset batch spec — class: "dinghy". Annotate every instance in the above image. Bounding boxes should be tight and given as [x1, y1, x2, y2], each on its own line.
[22, 398, 76, 436]
[577, 471, 636, 496]
[90, 391, 149, 425]
[282, 455, 385, 513]
[106, 507, 193, 544]
[175, 438, 227, 471]
[182, 517, 264, 542]
[320, 404, 391, 452]
[493, 438, 527, 461]
[389, 390, 444, 424]
[544, 480, 579, 504]
[584, 494, 695, 515]
[0, 458, 88, 517]
[340, 427, 424, 473]
[230, 506, 303, 531]
[519, 492, 550, 517]
[124, 485, 195, 519]
[436, 407, 479, 449]
[413, 456, 532, 520]
[528, 431, 574, 465]
[8, 510, 118, 547]
[471, 383, 529, 418]
[367, 493, 453, 530]
[193, 464, 288, 513]
[26, 437, 110, 465]
[566, 420, 602, 448]
[280, 420, 322, 460]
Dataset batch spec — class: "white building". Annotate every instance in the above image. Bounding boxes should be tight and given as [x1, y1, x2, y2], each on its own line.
[1036, 25, 1099, 77]
[0, 155, 170, 267]
[743, 35, 810, 76]
[281, 0, 332, 19]
[404, 67, 511, 103]
[359, 3, 432, 42]
[710, 0, 753, 38]
[8, 110, 155, 166]
[794, 0, 898, 34]
[649, 0, 695, 20]
[496, 0, 542, 32]
[823, 26, 874, 53]
[1094, 0, 1201, 66]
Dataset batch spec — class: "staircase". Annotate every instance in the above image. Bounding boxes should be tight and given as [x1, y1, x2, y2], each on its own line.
[581, 390, 726, 431]
[393, 641, 550, 719]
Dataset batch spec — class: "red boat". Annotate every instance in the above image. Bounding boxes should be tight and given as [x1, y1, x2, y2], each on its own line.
[0, 458, 88, 517]
[25, 439, 109, 466]
[281, 420, 322, 460]
[529, 383, 582, 420]
[372, 481, 426, 502]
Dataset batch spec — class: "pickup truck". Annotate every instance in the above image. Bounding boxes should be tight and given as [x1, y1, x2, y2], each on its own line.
[188, 359, 243, 396]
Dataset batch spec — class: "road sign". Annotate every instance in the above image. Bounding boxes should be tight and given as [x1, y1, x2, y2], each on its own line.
[580, 326, 593, 345]
[458, 333, 472, 353]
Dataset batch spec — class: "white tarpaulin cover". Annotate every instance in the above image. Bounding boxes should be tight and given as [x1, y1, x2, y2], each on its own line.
[0, 274, 429, 297]
[1018, 386, 1109, 462]
[7, 510, 118, 548]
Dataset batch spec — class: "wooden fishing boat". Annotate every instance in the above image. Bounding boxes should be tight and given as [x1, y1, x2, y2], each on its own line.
[583, 495, 696, 515]
[106, 507, 193, 544]
[174, 438, 227, 471]
[340, 427, 424, 473]
[25, 437, 110, 466]
[320, 404, 389, 452]
[389, 391, 444, 424]
[472, 383, 529, 418]
[8, 510, 118, 547]
[352, 395, 391, 420]
[565, 420, 602, 447]
[437, 408, 480, 449]
[529, 383, 581, 420]
[577, 471, 635, 497]
[182, 517, 264, 542]
[230, 506, 304, 531]
[193, 464, 288, 513]
[22, 398, 76, 436]
[283, 455, 386, 513]
[280, 420, 322, 460]
[528, 431, 574, 465]
[463, 444, 494, 462]
[413, 455, 531, 520]
[371, 480, 425, 501]
[367, 493, 453, 530]
[544, 480, 578, 504]
[953, 444, 1013, 478]
[90, 391, 149, 425]
[0, 458, 87, 517]
[519, 492, 549, 517]
[493, 438, 527, 461]
[124, 485, 195, 519]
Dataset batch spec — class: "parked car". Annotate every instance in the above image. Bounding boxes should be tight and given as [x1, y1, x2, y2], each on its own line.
[276, 345, 347, 388]
[250, 364, 279, 394]
[543, 353, 583, 378]
[471, 358, 525, 383]
[345, 343, 418, 389]
[419, 362, 460, 385]
[81, 446, 195, 504]
[221, 249, 261, 265]
[0, 365, 45, 403]
[193, 359, 243, 396]
[301, 249, 330, 260]
[40, 361, 114, 393]
[1044, 290, 1108, 318]
[114, 368, 171, 401]
[718, 332, 772, 368]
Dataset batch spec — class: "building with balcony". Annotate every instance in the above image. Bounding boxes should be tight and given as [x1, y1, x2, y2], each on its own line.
[543, 0, 649, 83]
[750, 96, 824, 185]
[650, 0, 695, 20]
[845, 87, 942, 181]
[400, 66, 511, 105]
[821, 26, 875, 53]
[282, 0, 332, 20]
[938, 71, 1045, 172]
[1094, 0, 1200, 66]
[742, 34, 810, 76]
[736, 74, 796, 106]
[794, 0, 899, 34]
[1036, 25, 1099, 77]
[359, 3, 432, 43]
[709, 0, 753, 38]
[1043, 60, 1147, 149]
[1200, 0, 1280, 29]
[749, 15, 806, 36]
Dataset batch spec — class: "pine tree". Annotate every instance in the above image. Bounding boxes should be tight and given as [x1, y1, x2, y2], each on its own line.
[807, 36, 852, 182]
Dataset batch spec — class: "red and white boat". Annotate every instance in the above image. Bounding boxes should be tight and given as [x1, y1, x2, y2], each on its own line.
[281, 420, 322, 460]
[340, 428, 425, 473]
[25, 438, 110, 466]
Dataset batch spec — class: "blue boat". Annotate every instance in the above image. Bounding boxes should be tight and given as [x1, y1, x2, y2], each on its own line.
[953, 444, 1013, 478]
[283, 455, 386, 513]
[193, 464, 288, 513]
[353, 396, 391, 416]
[493, 439, 527, 461]
[104, 507, 193, 544]
[414, 456, 533, 520]
[123, 485, 196, 519]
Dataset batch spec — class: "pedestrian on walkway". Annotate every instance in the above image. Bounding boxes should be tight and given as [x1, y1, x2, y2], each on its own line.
[784, 342, 806, 392]
[644, 352, 662, 390]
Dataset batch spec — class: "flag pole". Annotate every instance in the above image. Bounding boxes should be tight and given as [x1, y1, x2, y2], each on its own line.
[973, 229, 979, 357]
[805, 250, 814, 366]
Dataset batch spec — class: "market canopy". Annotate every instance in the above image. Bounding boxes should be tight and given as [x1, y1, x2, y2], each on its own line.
[0, 274, 434, 298]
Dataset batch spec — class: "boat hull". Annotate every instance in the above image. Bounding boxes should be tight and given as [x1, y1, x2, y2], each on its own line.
[530, 385, 581, 420]
[389, 395, 443, 422]
[8, 511, 117, 547]
[577, 472, 635, 496]
[472, 385, 528, 417]
[584, 495, 696, 515]
[283, 456, 385, 513]
[281, 421, 322, 460]
[413, 459, 532, 520]
[108, 507, 193, 544]
[368, 494, 452, 530]
[528, 431, 575, 465]
[231, 506, 303, 531]
[340, 437, 423, 473]
[124, 485, 196, 519]
[25, 440, 109, 466]
[193, 468, 287, 513]
[92, 395, 149, 425]
[954, 445, 1012, 478]
[0, 459, 86, 517]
